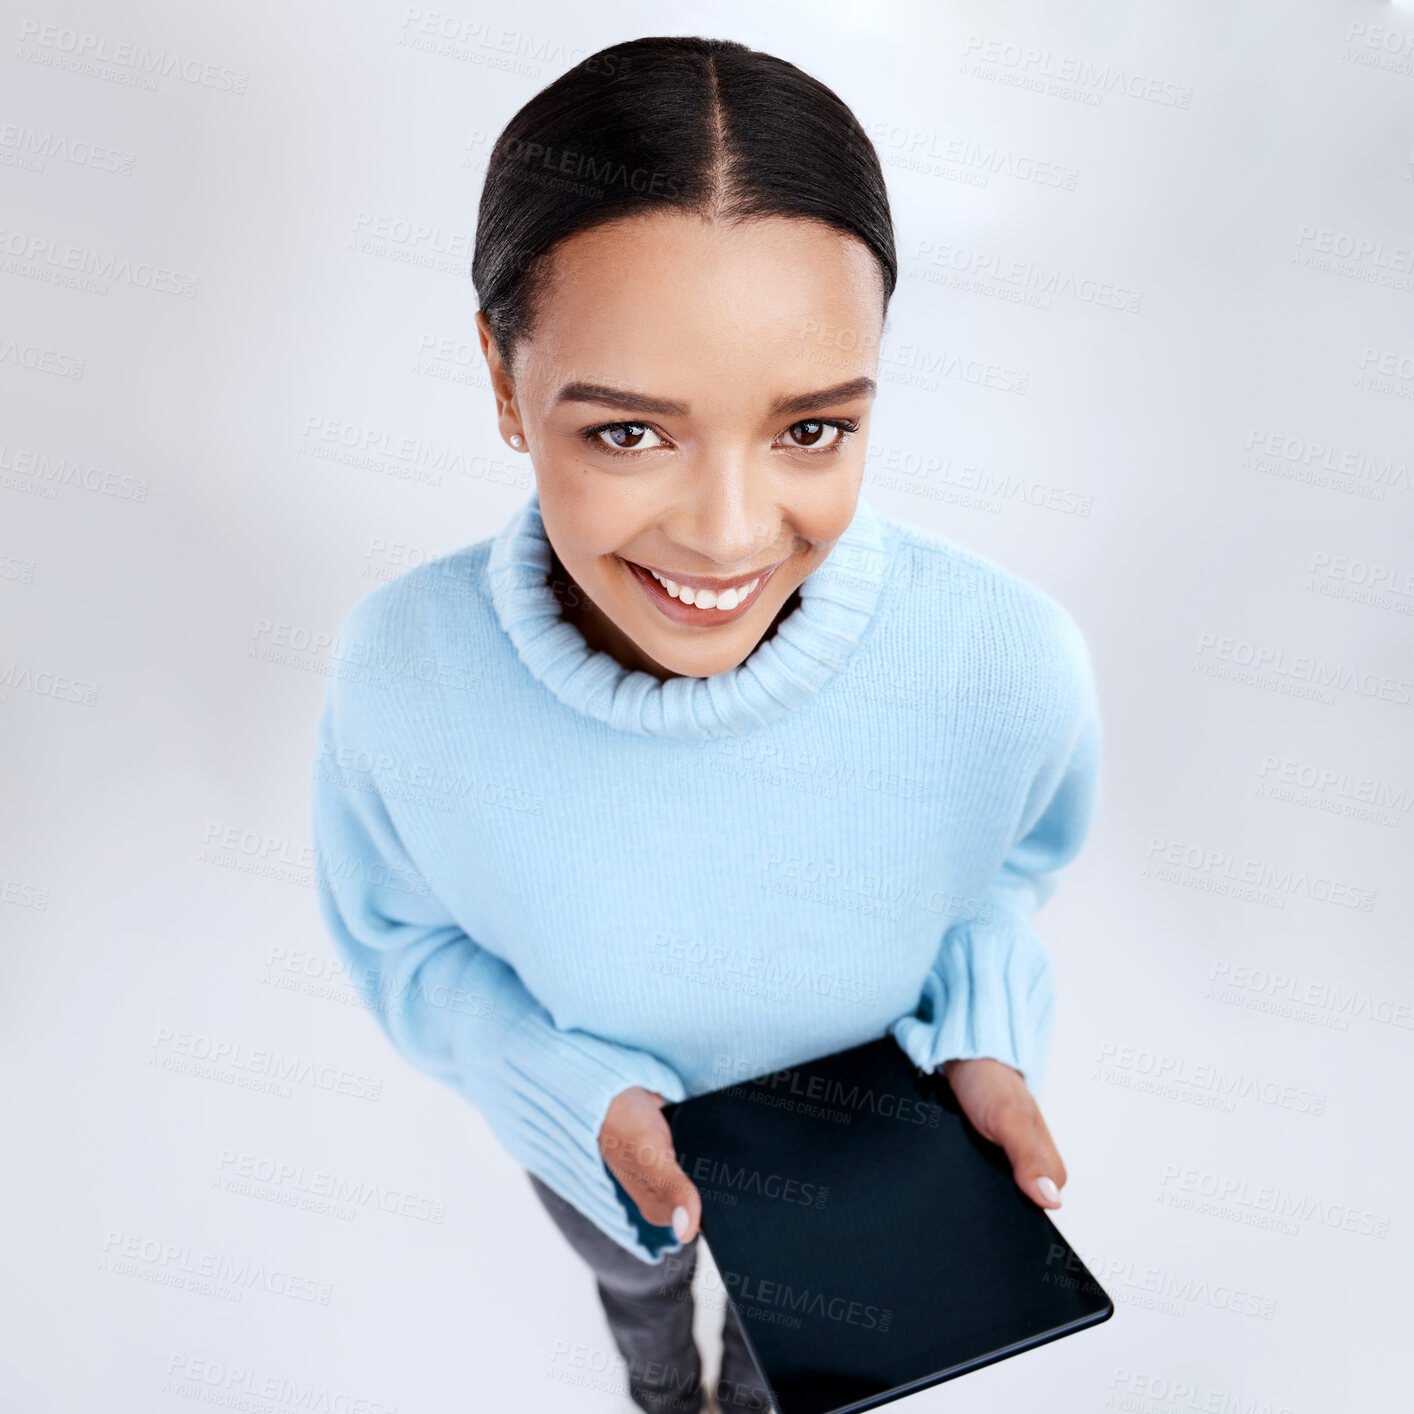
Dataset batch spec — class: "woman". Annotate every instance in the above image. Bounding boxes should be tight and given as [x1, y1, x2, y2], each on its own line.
[312, 35, 1100, 1414]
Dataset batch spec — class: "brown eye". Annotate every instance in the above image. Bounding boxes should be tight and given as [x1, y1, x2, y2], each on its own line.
[784, 420, 844, 450]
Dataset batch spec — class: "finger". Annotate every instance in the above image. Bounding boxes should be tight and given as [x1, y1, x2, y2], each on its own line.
[983, 1100, 1067, 1209]
[604, 1110, 703, 1241]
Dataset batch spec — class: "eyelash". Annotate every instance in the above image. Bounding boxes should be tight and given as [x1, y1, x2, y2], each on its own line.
[579, 418, 861, 461]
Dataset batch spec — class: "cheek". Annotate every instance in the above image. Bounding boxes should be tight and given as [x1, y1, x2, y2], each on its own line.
[786, 482, 865, 558]
[539, 480, 640, 575]
[587, 511, 645, 566]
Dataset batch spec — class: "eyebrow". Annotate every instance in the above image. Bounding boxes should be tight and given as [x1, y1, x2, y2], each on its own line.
[554, 382, 688, 416]
[768, 376, 876, 418]
[552, 376, 877, 420]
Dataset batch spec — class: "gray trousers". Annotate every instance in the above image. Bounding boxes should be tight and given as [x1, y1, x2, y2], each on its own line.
[528, 1172, 773, 1413]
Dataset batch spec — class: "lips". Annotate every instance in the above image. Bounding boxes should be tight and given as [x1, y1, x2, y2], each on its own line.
[637, 562, 776, 594]
[621, 556, 779, 626]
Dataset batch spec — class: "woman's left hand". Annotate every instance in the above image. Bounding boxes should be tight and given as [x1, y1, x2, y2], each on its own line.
[942, 1056, 1066, 1210]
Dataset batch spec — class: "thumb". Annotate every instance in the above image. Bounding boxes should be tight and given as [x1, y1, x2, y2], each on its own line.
[600, 1097, 703, 1242]
[945, 1059, 1068, 1211]
[641, 1147, 702, 1244]
[991, 1103, 1068, 1210]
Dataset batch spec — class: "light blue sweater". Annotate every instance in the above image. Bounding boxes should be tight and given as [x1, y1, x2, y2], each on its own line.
[310, 487, 1100, 1262]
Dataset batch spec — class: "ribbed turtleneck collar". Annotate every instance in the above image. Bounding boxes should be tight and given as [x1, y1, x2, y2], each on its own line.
[485, 487, 889, 739]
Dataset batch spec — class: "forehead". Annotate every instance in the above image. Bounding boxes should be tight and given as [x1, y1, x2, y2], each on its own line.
[519, 211, 884, 405]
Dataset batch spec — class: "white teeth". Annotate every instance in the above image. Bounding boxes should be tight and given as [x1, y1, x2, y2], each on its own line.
[648, 568, 760, 610]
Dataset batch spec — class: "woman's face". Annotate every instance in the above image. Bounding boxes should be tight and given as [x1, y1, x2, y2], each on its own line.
[476, 210, 885, 681]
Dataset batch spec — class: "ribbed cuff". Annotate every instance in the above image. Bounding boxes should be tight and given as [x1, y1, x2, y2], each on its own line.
[492, 1011, 688, 1262]
[890, 923, 1056, 1094]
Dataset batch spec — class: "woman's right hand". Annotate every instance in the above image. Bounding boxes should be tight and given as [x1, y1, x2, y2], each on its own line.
[598, 1086, 702, 1242]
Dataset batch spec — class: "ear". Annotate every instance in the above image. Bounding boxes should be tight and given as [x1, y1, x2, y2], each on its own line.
[475, 310, 527, 452]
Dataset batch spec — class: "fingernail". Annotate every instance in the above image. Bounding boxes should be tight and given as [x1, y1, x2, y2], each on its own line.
[1037, 1176, 1061, 1206]
[672, 1206, 690, 1240]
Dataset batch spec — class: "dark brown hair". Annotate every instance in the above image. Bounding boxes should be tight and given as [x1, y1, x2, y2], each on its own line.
[472, 35, 896, 367]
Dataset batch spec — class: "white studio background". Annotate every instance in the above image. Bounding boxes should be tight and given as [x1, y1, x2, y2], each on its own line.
[2, 1, 1411, 1410]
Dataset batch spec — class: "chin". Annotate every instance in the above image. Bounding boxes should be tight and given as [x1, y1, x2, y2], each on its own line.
[660, 643, 753, 679]
[637, 615, 767, 677]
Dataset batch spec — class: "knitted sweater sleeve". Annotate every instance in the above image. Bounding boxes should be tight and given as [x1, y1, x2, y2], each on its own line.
[310, 665, 688, 1265]
[891, 626, 1102, 1096]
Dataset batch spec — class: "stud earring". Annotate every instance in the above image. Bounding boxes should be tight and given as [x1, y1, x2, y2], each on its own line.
[510, 434, 523, 449]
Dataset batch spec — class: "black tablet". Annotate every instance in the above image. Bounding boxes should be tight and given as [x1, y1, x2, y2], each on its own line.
[664, 1037, 1112, 1414]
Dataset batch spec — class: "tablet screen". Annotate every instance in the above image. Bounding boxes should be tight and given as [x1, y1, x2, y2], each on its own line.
[667, 1037, 1112, 1414]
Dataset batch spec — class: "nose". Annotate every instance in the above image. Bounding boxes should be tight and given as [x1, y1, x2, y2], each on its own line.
[659, 451, 783, 570]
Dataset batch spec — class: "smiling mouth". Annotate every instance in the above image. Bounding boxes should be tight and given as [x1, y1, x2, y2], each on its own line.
[620, 557, 781, 624]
